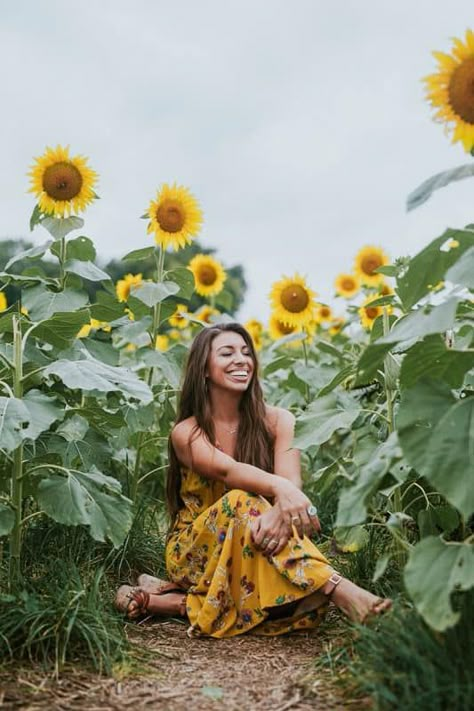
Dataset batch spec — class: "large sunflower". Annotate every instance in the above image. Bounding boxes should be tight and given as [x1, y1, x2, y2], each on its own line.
[147, 183, 203, 251]
[354, 246, 389, 285]
[188, 254, 226, 297]
[28, 145, 98, 217]
[116, 273, 143, 302]
[424, 30, 474, 152]
[334, 273, 360, 299]
[269, 273, 316, 328]
[268, 314, 298, 341]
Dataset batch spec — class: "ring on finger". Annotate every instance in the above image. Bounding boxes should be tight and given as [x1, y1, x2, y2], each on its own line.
[307, 504, 318, 517]
[262, 537, 270, 546]
[268, 539, 278, 548]
[291, 515, 300, 523]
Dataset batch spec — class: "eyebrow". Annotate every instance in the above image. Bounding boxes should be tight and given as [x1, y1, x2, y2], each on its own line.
[216, 343, 249, 352]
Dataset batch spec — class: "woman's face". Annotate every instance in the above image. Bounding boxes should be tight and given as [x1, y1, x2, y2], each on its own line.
[206, 331, 255, 393]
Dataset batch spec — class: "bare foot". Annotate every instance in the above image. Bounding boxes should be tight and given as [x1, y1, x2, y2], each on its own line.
[324, 577, 392, 622]
[115, 585, 187, 619]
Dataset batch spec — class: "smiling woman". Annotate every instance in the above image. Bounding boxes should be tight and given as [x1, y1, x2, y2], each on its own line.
[115, 322, 391, 636]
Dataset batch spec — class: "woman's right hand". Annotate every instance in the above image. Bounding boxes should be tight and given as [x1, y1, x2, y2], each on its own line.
[272, 476, 321, 539]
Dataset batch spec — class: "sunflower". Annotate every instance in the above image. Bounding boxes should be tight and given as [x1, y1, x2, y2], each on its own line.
[268, 314, 298, 341]
[424, 30, 474, 152]
[147, 183, 203, 251]
[244, 319, 264, 351]
[379, 281, 394, 297]
[188, 254, 226, 297]
[169, 304, 189, 329]
[334, 273, 360, 299]
[116, 273, 143, 303]
[359, 297, 386, 330]
[314, 304, 333, 324]
[354, 246, 389, 285]
[28, 145, 98, 217]
[169, 328, 181, 340]
[77, 318, 111, 339]
[155, 335, 169, 351]
[328, 317, 345, 336]
[0, 292, 7, 312]
[269, 273, 316, 328]
[195, 305, 220, 324]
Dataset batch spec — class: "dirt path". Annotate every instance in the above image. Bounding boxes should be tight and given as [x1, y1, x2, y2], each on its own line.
[0, 615, 358, 710]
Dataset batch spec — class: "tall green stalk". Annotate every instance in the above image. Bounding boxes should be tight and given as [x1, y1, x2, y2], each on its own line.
[130, 247, 165, 502]
[9, 316, 24, 589]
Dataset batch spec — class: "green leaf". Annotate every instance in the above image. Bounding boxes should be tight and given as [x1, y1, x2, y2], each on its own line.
[4, 240, 53, 271]
[22, 285, 89, 320]
[122, 246, 156, 262]
[407, 163, 474, 212]
[165, 267, 195, 300]
[0, 503, 15, 535]
[35, 467, 133, 547]
[30, 310, 90, 349]
[293, 391, 360, 449]
[44, 356, 153, 404]
[334, 525, 369, 552]
[40, 216, 84, 239]
[336, 433, 402, 527]
[131, 281, 180, 307]
[64, 259, 111, 282]
[141, 344, 188, 389]
[0, 397, 30, 452]
[215, 289, 233, 312]
[29, 204, 44, 231]
[380, 298, 460, 344]
[404, 536, 474, 631]
[396, 229, 474, 310]
[90, 291, 126, 322]
[22, 390, 64, 440]
[399, 335, 474, 389]
[66, 236, 96, 261]
[355, 343, 393, 384]
[373, 553, 390, 582]
[263, 355, 294, 376]
[445, 245, 474, 289]
[397, 378, 474, 519]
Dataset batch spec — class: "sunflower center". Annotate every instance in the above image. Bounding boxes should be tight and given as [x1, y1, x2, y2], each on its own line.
[365, 306, 379, 319]
[361, 255, 382, 276]
[277, 321, 295, 335]
[449, 58, 474, 123]
[320, 307, 331, 318]
[42, 162, 83, 201]
[342, 278, 355, 290]
[280, 285, 309, 313]
[198, 264, 217, 285]
[156, 199, 186, 233]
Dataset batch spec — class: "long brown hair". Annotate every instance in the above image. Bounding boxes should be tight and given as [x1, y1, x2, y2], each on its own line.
[166, 322, 274, 525]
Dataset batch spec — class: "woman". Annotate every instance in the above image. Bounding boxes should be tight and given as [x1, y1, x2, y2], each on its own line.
[116, 323, 391, 636]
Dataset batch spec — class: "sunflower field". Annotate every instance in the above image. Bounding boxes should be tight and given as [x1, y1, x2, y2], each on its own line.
[0, 29, 474, 711]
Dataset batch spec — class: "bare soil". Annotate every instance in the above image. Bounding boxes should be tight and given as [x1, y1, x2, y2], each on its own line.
[0, 613, 365, 710]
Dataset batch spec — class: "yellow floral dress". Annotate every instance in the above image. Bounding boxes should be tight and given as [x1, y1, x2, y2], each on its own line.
[165, 469, 334, 638]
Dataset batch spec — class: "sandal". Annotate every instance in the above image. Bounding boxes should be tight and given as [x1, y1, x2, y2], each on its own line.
[115, 584, 187, 620]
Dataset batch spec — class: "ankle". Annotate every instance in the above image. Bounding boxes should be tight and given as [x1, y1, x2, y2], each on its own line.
[321, 572, 344, 598]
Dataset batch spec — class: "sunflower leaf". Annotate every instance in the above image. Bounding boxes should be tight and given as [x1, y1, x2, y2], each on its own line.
[4, 240, 53, 271]
[64, 259, 111, 282]
[122, 246, 156, 262]
[165, 268, 195, 300]
[131, 281, 180, 307]
[40, 216, 85, 239]
[407, 163, 474, 212]
[29, 310, 90, 349]
[445, 245, 474, 289]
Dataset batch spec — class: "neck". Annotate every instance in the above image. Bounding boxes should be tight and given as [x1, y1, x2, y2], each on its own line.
[208, 386, 241, 425]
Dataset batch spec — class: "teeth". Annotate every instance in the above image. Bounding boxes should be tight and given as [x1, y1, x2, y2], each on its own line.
[230, 371, 248, 376]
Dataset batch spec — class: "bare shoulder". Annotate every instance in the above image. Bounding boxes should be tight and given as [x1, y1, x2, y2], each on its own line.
[171, 416, 198, 449]
[265, 405, 295, 436]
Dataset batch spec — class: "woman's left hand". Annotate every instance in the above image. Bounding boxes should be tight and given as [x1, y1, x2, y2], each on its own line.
[250, 505, 291, 556]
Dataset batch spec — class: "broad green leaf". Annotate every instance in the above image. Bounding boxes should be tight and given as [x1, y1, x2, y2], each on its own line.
[64, 259, 111, 282]
[293, 361, 336, 390]
[263, 355, 294, 376]
[90, 291, 126, 322]
[22, 285, 89, 320]
[66, 235, 96, 261]
[122, 246, 156, 262]
[36, 467, 133, 547]
[30, 310, 90, 349]
[380, 298, 460, 344]
[0, 397, 30, 452]
[400, 335, 474, 389]
[404, 536, 474, 631]
[165, 267, 195, 300]
[215, 289, 233, 312]
[56, 414, 89, 441]
[22, 390, 64, 440]
[44, 356, 153, 404]
[396, 229, 474, 310]
[116, 316, 152, 345]
[445, 245, 474, 289]
[407, 163, 474, 212]
[4, 240, 53, 271]
[141, 344, 188, 389]
[336, 433, 402, 527]
[41, 215, 84, 239]
[131, 281, 179, 307]
[293, 391, 360, 449]
[0, 503, 14, 535]
[397, 378, 474, 519]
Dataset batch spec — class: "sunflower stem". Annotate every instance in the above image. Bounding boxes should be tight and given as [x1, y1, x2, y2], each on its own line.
[130, 247, 165, 502]
[9, 316, 24, 590]
[58, 236, 66, 289]
[302, 333, 311, 404]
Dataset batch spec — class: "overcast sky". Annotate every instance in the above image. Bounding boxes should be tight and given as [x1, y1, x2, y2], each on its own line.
[1, 0, 473, 321]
